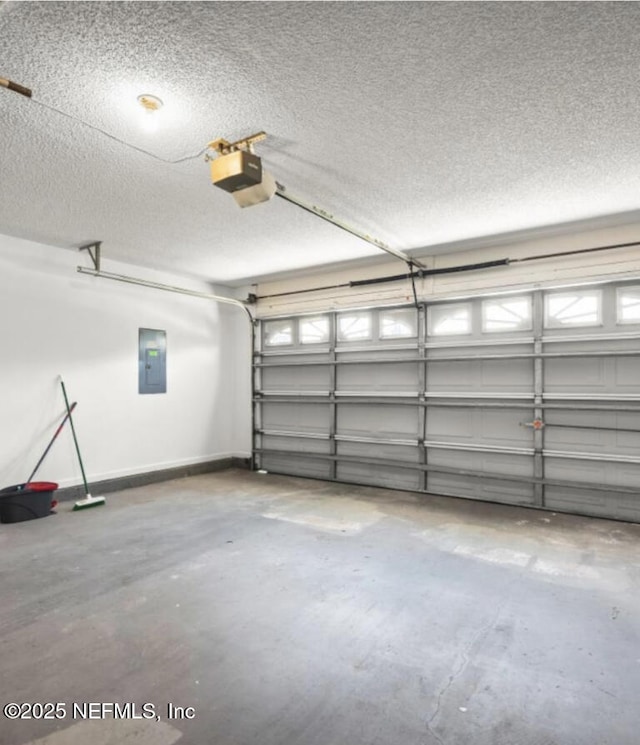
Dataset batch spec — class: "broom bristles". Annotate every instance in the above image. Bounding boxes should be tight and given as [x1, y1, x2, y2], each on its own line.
[73, 494, 105, 511]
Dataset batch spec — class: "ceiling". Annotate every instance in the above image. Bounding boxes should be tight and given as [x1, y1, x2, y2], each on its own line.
[1, 1, 640, 286]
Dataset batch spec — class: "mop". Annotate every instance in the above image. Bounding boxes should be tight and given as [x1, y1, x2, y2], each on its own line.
[59, 377, 105, 511]
[23, 401, 77, 487]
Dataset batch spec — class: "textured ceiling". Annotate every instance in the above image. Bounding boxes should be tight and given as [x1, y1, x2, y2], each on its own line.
[1, 1, 640, 284]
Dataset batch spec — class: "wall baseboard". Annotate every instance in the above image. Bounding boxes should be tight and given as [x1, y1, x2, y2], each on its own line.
[56, 456, 250, 502]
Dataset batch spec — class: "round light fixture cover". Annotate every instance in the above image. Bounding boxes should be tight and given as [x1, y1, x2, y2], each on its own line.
[137, 94, 163, 112]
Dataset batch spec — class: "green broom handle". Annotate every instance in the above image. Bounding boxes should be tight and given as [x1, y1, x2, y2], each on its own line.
[60, 378, 90, 494]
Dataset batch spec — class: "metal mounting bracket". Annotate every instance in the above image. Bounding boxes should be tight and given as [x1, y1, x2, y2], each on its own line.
[207, 131, 267, 157]
[79, 241, 102, 271]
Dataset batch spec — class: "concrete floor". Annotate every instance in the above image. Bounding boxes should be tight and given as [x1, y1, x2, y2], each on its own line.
[1, 469, 639, 745]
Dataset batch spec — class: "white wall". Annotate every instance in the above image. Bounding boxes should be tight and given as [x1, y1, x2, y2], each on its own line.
[254, 219, 640, 316]
[0, 233, 252, 490]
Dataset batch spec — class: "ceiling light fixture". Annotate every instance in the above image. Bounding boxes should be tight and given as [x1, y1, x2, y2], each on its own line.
[136, 94, 163, 133]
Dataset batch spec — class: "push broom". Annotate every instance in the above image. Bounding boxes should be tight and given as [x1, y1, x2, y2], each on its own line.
[59, 377, 105, 511]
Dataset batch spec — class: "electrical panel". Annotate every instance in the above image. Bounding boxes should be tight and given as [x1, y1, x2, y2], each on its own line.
[138, 328, 166, 394]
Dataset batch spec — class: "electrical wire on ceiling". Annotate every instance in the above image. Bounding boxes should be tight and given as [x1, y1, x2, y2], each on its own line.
[1, 74, 207, 164]
[30, 98, 210, 164]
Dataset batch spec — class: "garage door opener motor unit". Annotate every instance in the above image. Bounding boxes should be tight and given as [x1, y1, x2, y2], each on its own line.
[208, 131, 276, 208]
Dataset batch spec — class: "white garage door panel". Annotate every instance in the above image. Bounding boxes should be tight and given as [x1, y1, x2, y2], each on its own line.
[544, 410, 640, 452]
[480, 359, 533, 391]
[544, 425, 609, 449]
[544, 359, 606, 389]
[544, 410, 617, 428]
[262, 435, 330, 455]
[426, 408, 475, 440]
[427, 360, 532, 392]
[254, 283, 640, 522]
[545, 459, 640, 489]
[481, 453, 536, 478]
[615, 430, 640, 452]
[479, 476, 534, 502]
[545, 487, 640, 521]
[336, 441, 419, 463]
[615, 357, 640, 386]
[337, 404, 418, 438]
[426, 407, 531, 448]
[262, 365, 331, 391]
[261, 403, 330, 433]
[426, 360, 474, 389]
[427, 449, 534, 478]
[546, 428, 640, 456]
[261, 454, 332, 480]
[426, 451, 534, 504]
[337, 462, 421, 491]
[337, 362, 419, 392]
[427, 473, 534, 504]
[480, 409, 533, 445]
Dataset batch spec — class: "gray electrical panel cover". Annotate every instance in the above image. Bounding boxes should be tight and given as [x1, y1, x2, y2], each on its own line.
[139, 328, 167, 394]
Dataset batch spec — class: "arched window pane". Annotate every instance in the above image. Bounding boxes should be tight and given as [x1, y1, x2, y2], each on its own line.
[483, 296, 532, 332]
[264, 320, 293, 346]
[300, 316, 330, 344]
[380, 309, 417, 339]
[428, 304, 471, 336]
[337, 313, 372, 341]
[617, 287, 640, 324]
[545, 291, 601, 328]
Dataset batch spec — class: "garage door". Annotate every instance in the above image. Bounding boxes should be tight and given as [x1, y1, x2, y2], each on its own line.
[253, 281, 640, 522]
